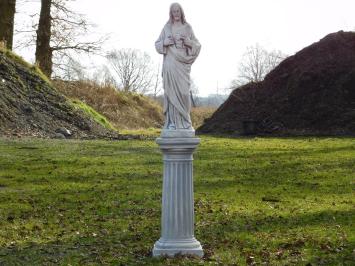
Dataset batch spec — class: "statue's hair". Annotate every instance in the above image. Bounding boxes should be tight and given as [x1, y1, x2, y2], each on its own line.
[169, 3, 187, 24]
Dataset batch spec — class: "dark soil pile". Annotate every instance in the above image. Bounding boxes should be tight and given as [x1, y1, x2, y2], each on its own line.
[198, 31, 355, 136]
[0, 49, 121, 139]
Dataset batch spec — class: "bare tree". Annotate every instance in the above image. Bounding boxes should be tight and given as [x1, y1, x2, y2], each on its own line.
[17, 0, 106, 78]
[49, 0, 107, 77]
[60, 56, 88, 80]
[190, 78, 199, 107]
[151, 64, 162, 98]
[35, 0, 52, 76]
[106, 48, 154, 94]
[231, 44, 287, 87]
[91, 65, 118, 88]
[0, 0, 16, 49]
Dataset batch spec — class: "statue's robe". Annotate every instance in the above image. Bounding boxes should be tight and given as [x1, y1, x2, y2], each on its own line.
[155, 22, 201, 130]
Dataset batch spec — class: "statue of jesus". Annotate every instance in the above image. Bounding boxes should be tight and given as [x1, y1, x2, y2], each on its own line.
[155, 3, 201, 133]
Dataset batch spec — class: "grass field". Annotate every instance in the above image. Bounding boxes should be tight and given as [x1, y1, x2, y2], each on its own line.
[0, 135, 354, 265]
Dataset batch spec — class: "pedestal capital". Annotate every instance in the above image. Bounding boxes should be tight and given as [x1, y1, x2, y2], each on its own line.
[156, 137, 200, 150]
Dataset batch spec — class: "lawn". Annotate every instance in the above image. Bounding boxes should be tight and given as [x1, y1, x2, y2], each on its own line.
[0, 136, 354, 265]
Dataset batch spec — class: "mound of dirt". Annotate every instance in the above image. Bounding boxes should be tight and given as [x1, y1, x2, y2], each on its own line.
[53, 80, 164, 130]
[0, 49, 121, 139]
[198, 31, 355, 136]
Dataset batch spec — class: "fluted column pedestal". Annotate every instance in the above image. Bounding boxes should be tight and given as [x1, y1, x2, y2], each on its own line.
[152, 134, 203, 257]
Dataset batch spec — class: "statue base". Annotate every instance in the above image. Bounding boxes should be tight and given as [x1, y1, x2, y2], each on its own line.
[160, 129, 195, 138]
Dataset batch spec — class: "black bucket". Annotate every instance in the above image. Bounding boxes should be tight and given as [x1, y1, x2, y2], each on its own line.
[242, 120, 258, 135]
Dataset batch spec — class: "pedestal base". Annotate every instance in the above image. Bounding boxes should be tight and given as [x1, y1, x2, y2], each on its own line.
[153, 136, 203, 258]
[153, 238, 203, 257]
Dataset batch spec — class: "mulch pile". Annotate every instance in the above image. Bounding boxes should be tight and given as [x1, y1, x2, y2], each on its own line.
[198, 31, 355, 136]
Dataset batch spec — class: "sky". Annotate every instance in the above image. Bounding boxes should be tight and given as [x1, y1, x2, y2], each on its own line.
[14, 0, 355, 96]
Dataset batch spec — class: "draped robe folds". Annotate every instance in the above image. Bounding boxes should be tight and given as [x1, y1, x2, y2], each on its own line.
[155, 23, 201, 130]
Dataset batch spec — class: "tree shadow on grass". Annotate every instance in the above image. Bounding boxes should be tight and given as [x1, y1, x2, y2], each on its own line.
[199, 209, 354, 233]
[0, 235, 157, 265]
[199, 134, 355, 140]
[195, 174, 352, 195]
[1, 209, 353, 265]
[196, 208, 355, 264]
[198, 144, 355, 161]
[194, 157, 354, 196]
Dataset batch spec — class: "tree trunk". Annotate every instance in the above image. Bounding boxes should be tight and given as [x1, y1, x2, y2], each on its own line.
[35, 0, 52, 78]
[0, 0, 16, 50]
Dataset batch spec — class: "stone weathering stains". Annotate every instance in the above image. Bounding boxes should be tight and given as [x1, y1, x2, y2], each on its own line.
[198, 31, 355, 136]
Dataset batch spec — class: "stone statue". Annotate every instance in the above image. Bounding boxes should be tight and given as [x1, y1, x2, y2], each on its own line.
[155, 3, 201, 135]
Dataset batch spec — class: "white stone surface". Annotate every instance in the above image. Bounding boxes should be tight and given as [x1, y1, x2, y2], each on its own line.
[153, 137, 203, 257]
[155, 3, 201, 131]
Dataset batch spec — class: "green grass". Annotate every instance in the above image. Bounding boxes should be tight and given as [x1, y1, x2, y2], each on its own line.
[70, 99, 117, 131]
[0, 136, 354, 265]
[121, 128, 161, 137]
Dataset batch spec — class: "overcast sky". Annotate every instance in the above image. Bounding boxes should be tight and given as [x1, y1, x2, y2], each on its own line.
[15, 0, 355, 96]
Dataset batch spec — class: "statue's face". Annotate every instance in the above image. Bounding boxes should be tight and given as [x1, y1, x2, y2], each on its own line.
[171, 5, 181, 22]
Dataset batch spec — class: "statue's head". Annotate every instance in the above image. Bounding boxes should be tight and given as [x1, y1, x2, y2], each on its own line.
[169, 3, 186, 24]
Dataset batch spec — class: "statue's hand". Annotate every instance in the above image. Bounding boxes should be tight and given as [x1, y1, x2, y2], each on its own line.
[164, 36, 174, 46]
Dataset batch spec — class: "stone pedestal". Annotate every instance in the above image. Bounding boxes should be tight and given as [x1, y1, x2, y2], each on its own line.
[152, 131, 203, 257]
